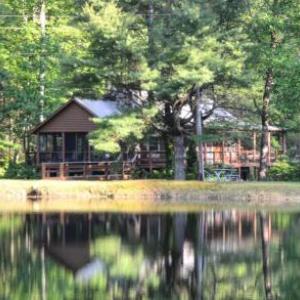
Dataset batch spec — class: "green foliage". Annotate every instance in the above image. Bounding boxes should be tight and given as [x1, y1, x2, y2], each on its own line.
[89, 107, 157, 153]
[3, 162, 39, 179]
[143, 169, 173, 180]
[190, 134, 222, 144]
[1, 0, 300, 181]
[268, 158, 300, 181]
[239, 0, 300, 130]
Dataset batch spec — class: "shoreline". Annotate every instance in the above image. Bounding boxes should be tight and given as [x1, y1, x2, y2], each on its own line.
[0, 180, 300, 212]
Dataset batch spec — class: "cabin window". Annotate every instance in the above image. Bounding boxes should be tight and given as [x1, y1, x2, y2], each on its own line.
[65, 133, 88, 161]
[47, 135, 53, 152]
[77, 134, 87, 155]
[39, 133, 63, 162]
[39, 135, 47, 153]
[39, 134, 62, 152]
[148, 137, 161, 152]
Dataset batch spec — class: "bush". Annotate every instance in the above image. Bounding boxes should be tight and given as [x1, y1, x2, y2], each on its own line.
[0, 166, 6, 177]
[132, 168, 173, 179]
[3, 162, 39, 179]
[148, 169, 173, 179]
[0, 161, 7, 177]
[268, 159, 300, 181]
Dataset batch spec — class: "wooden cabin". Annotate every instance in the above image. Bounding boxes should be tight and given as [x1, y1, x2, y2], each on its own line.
[31, 98, 286, 179]
[31, 98, 166, 179]
[201, 128, 286, 179]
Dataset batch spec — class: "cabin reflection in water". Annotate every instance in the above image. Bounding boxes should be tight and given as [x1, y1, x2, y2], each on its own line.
[22, 211, 274, 298]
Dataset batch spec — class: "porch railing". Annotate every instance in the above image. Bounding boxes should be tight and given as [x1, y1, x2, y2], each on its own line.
[37, 147, 278, 179]
[41, 161, 134, 180]
[39, 152, 63, 163]
[204, 149, 277, 166]
[135, 151, 167, 170]
[37, 151, 120, 163]
[37, 150, 167, 169]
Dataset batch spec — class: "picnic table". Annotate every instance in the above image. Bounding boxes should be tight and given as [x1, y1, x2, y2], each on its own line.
[205, 168, 241, 182]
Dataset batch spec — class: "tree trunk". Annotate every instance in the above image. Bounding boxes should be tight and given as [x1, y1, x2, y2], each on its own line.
[259, 31, 276, 180]
[259, 69, 273, 180]
[147, 0, 155, 67]
[174, 135, 186, 180]
[23, 134, 30, 164]
[195, 88, 205, 181]
[259, 213, 273, 300]
[39, 0, 46, 122]
[163, 134, 173, 177]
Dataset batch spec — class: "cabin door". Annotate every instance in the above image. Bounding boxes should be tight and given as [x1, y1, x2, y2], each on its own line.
[65, 133, 88, 161]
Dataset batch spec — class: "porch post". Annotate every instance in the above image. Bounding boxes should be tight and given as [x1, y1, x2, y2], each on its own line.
[62, 132, 65, 162]
[253, 132, 257, 162]
[237, 139, 241, 164]
[59, 163, 65, 180]
[282, 131, 287, 154]
[37, 133, 40, 165]
[267, 131, 271, 164]
[221, 140, 225, 164]
[88, 144, 91, 161]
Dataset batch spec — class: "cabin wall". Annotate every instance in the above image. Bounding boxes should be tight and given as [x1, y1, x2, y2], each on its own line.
[140, 136, 166, 152]
[39, 102, 97, 133]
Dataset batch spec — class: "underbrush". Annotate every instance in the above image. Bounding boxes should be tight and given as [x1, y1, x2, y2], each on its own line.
[268, 158, 300, 181]
[2, 162, 38, 179]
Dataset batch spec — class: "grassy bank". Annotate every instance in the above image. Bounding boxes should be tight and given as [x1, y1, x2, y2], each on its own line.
[1, 180, 300, 212]
[0, 179, 219, 201]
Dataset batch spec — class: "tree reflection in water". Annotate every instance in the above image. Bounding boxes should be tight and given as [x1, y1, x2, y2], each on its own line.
[0, 210, 299, 299]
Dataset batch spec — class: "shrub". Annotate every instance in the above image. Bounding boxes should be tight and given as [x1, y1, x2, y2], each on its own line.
[268, 159, 300, 181]
[0, 161, 7, 178]
[147, 169, 173, 179]
[132, 168, 173, 179]
[3, 162, 39, 179]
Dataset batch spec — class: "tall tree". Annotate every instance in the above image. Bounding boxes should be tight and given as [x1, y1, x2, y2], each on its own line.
[0, 0, 89, 161]
[240, 0, 300, 179]
[81, 0, 245, 179]
[145, 0, 242, 179]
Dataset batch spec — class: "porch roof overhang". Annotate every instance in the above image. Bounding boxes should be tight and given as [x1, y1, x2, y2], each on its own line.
[204, 121, 287, 133]
[180, 102, 286, 133]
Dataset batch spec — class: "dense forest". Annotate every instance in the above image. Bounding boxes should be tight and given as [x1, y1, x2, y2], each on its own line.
[1, 0, 300, 180]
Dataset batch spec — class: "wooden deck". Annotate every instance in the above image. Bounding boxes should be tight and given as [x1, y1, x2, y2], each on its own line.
[41, 151, 167, 179]
[204, 148, 277, 167]
[41, 161, 134, 180]
[39, 148, 278, 180]
[135, 151, 167, 171]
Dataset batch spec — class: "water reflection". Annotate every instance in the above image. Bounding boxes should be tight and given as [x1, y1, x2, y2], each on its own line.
[0, 210, 299, 299]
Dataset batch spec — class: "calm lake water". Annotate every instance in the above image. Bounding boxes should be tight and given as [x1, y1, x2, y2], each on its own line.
[0, 210, 299, 300]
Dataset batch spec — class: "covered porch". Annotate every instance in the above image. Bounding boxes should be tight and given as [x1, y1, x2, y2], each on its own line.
[35, 132, 130, 179]
[203, 129, 287, 167]
[36, 132, 99, 164]
[34, 132, 167, 179]
[31, 98, 167, 179]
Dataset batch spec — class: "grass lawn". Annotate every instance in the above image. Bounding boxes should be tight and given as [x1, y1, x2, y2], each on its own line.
[0, 180, 300, 212]
[0, 179, 217, 199]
